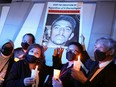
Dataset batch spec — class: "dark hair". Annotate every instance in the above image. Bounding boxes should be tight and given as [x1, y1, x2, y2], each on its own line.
[51, 15, 76, 31]
[23, 33, 35, 43]
[68, 42, 83, 53]
[24, 44, 45, 62]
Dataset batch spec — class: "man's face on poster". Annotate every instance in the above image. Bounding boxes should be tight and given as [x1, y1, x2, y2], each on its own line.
[50, 20, 74, 45]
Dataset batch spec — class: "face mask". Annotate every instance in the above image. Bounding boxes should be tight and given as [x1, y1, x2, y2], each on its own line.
[1, 46, 13, 56]
[26, 54, 42, 63]
[21, 42, 29, 50]
[94, 50, 106, 61]
[66, 51, 76, 61]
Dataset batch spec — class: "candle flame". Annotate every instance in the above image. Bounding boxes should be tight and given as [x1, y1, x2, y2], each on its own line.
[35, 65, 38, 71]
[78, 55, 80, 61]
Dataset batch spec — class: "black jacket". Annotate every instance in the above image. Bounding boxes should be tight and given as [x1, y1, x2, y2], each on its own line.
[6, 59, 53, 87]
[84, 61, 116, 87]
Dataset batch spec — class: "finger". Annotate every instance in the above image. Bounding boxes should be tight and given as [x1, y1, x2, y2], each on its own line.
[53, 48, 58, 56]
[57, 79, 62, 83]
[26, 79, 35, 84]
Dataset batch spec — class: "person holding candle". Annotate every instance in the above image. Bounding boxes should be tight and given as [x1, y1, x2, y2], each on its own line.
[71, 37, 116, 87]
[6, 44, 53, 87]
[58, 42, 87, 87]
[44, 41, 89, 87]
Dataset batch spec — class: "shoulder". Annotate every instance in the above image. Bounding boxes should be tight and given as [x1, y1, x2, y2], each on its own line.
[107, 61, 116, 71]
[85, 59, 98, 71]
[85, 59, 98, 65]
[14, 48, 23, 53]
[14, 47, 22, 51]
[12, 60, 27, 68]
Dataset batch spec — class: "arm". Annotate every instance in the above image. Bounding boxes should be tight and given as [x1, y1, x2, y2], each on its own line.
[53, 48, 64, 69]
[80, 34, 90, 63]
[71, 68, 88, 84]
[71, 68, 98, 87]
[52, 78, 63, 87]
[80, 34, 86, 51]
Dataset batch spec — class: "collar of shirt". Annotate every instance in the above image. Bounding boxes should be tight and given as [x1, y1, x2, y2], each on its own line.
[67, 62, 73, 68]
[99, 60, 112, 68]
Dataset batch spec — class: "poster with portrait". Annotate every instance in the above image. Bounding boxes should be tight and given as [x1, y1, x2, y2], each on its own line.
[42, 2, 83, 48]
[42, 2, 83, 66]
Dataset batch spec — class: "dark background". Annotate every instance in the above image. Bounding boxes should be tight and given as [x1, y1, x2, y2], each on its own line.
[0, 0, 12, 3]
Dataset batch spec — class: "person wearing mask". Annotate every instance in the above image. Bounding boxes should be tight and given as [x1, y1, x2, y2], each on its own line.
[71, 37, 116, 87]
[14, 33, 35, 61]
[6, 43, 53, 87]
[0, 39, 15, 87]
[44, 42, 89, 87]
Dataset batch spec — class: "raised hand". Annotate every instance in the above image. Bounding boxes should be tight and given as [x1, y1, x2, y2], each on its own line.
[24, 77, 35, 86]
[52, 78, 63, 87]
[80, 34, 85, 45]
[71, 68, 87, 84]
[80, 34, 86, 51]
[53, 48, 64, 58]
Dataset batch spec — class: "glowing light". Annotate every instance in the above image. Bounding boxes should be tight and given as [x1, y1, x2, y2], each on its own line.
[53, 69, 61, 79]
[73, 55, 82, 71]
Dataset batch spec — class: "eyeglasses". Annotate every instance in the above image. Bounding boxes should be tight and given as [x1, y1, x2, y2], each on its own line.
[66, 48, 80, 54]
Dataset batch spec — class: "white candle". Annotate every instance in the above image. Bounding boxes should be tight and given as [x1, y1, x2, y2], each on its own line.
[53, 69, 61, 79]
[73, 55, 82, 71]
[31, 65, 39, 79]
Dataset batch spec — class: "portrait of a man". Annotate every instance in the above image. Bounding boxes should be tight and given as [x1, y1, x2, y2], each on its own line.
[42, 14, 79, 48]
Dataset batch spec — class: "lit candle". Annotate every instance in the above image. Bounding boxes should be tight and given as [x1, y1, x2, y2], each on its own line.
[31, 65, 39, 79]
[53, 69, 61, 79]
[73, 55, 82, 71]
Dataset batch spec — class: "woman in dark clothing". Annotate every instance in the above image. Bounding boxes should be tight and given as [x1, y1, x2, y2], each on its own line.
[6, 44, 53, 87]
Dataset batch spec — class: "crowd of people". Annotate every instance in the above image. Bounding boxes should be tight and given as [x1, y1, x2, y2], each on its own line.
[0, 33, 116, 87]
[0, 16, 116, 87]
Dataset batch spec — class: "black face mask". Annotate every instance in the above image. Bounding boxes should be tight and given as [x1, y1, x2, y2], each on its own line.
[26, 54, 42, 64]
[1, 46, 13, 56]
[21, 42, 29, 50]
[66, 51, 76, 61]
[94, 50, 107, 61]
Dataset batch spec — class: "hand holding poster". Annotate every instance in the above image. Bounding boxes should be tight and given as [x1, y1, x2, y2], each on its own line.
[42, 2, 83, 66]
